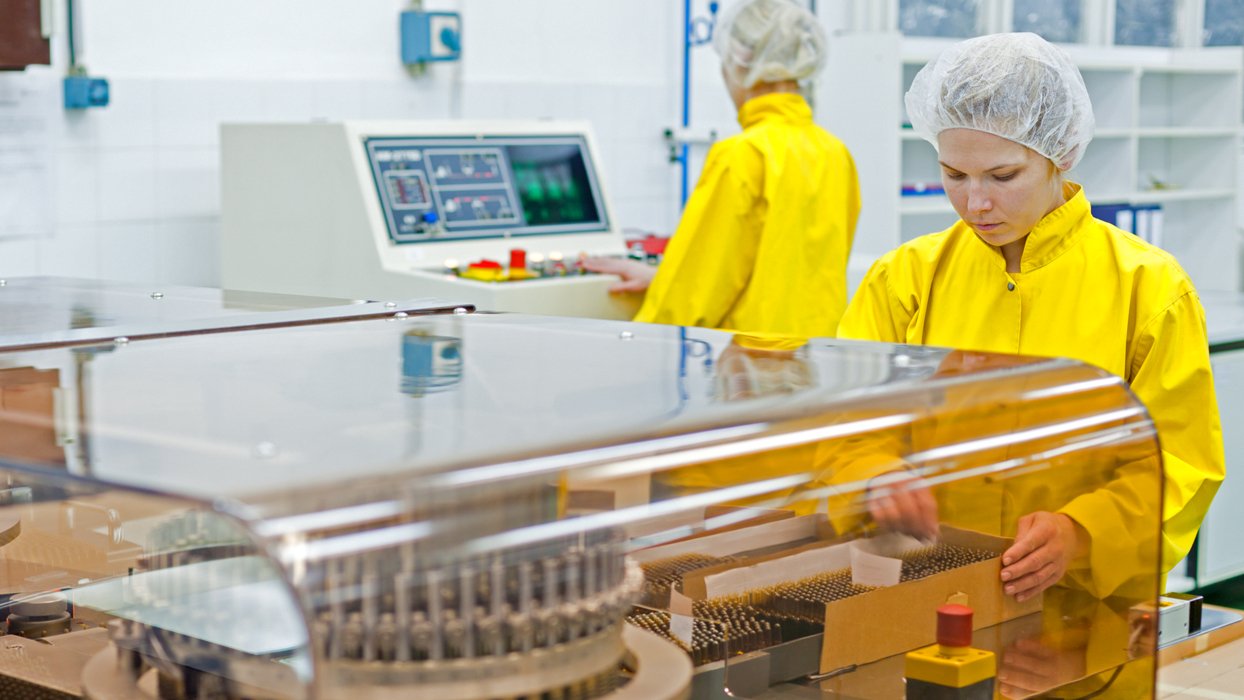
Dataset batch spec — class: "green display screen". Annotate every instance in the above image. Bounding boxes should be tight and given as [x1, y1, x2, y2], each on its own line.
[508, 144, 601, 227]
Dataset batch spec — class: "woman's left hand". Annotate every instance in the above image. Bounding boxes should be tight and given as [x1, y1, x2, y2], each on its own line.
[1000, 512, 1087, 603]
[581, 257, 657, 293]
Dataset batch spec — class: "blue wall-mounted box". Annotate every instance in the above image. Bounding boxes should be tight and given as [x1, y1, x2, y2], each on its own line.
[63, 75, 109, 109]
[401, 10, 462, 64]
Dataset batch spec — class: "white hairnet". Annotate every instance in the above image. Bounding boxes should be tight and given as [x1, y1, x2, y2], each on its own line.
[904, 32, 1095, 171]
[714, 0, 827, 93]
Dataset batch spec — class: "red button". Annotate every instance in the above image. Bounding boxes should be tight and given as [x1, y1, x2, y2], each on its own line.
[937, 603, 974, 648]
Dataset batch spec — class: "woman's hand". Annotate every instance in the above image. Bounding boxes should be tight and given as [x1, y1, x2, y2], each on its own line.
[581, 257, 657, 293]
[866, 471, 939, 541]
[1001, 512, 1087, 603]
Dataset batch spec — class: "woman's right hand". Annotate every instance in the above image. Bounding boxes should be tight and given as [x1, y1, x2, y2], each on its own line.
[866, 471, 939, 541]
[581, 257, 657, 293]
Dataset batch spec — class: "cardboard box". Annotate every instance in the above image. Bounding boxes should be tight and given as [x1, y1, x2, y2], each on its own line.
[818, 527, 1039, 672]
[632, 511, 824, 607]
[678, 519, 841, 600]
[679, 525, 1040, 674]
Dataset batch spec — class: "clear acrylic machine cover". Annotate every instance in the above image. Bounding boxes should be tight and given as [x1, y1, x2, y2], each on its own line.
[0, 312, 1163, 698]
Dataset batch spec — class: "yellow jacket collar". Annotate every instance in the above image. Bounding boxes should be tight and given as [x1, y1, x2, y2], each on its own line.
[974, 181, 1091, 273]
[737, 93, 812, 129]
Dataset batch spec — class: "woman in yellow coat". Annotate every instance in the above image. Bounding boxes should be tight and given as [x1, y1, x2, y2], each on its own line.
[838, 33, 1224, 602]
[585, 0, 860, 337]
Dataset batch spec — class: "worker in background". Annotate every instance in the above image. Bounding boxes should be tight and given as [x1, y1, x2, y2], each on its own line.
[836, 33, 1223, 603]
[584, 0, 860, 337]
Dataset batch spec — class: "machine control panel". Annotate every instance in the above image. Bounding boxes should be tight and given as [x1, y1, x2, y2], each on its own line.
[366, 135, 609, 244]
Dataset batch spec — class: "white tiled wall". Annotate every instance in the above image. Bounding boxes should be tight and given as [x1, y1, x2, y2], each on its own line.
[0, 0, 702, 287]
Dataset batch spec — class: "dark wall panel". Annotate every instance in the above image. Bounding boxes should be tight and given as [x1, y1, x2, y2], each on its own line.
[0, 0, 52, 70]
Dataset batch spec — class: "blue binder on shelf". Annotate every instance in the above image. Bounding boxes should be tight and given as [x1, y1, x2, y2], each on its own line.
[1092, 203, 1163, 246]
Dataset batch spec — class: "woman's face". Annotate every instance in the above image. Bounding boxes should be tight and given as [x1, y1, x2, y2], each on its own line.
[937, 129, 1065, 250]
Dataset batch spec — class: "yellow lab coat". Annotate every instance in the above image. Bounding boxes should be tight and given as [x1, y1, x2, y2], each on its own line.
[838, 182, 1224, 597]
[635, 93, 860, 337]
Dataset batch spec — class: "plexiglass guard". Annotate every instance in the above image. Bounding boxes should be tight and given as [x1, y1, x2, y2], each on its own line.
[0, 312, 1163, 699]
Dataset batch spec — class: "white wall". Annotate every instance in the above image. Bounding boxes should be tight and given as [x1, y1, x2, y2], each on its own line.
[0, 0, 715, 287]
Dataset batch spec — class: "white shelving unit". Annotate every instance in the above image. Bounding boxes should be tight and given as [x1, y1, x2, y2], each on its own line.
[820, 34, 1244, 294]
